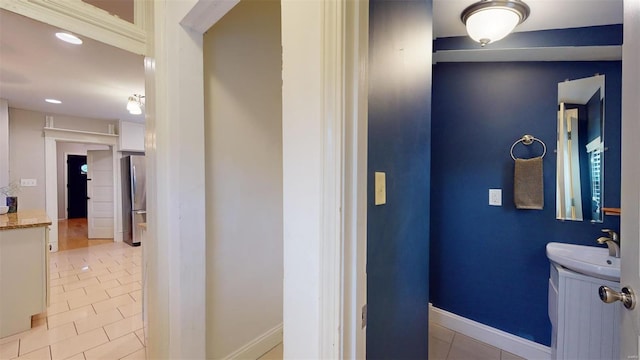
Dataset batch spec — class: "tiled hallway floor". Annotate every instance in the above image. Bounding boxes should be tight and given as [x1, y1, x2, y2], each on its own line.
[0, 242, 145, 360]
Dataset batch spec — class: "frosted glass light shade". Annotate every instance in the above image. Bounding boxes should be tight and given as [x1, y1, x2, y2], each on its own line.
[127, 96, 142, 115]
[461, 0, 530, 47]
[465, 8, 520, 46]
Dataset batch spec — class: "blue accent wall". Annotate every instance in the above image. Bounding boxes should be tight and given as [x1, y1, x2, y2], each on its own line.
[367, 0, 432, 358]
[430, 61, 621, 346]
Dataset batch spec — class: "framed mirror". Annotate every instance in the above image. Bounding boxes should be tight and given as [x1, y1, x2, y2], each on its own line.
[556, 74, 605, 223]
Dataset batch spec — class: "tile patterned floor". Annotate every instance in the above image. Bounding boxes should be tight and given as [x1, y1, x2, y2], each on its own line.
[429, 322, 526, 360]
[0, 242, 145, 360]
[258, 323, 525, 360]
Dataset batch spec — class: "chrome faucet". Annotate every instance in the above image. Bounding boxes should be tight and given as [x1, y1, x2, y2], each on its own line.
[597, 229, 620, 258]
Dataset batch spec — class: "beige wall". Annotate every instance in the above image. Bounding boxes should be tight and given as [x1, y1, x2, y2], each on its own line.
[203, 0, 283, 357]
[8, 108, 116, 212]
[0, 100, 8, 194]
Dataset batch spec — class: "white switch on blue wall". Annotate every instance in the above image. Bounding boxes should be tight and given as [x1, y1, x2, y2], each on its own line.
[489, 189, 502, 206]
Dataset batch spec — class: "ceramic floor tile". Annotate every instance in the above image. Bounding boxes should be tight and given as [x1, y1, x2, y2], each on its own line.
[49, 289, 86, 305]
[429, 322, 455, 344]
[104, 313, 143, 341]
[62, 277, 100, 292]
[19, 322, 77, 356]
[46, 302, 71, 316]
[125, 267, 141, 276]
[97, 270, 129, 283]
[115, 273, 141, 286]
[67, 290, 109, 310]
[49, 328, 109, 360]
[64, 353, 86, 360]
[107, 264, 127, 273]
[58, 268, 88, 279]
[0, 339, 19, 359]
[49, 275, 80, 288]
[74, 309, 124, 335]
[49, 286, 65, 296]
[134, 329, 145, 346]
[47, 306, 95, 329]
[83, 333, 142, 360]
[105, 283, 141, 298]
[258, 343, 283, 360]
[129, 290, 142, 302]
[448, 333, 501, 360]
[120, 348, 146, 360]
[52, 264, 75, 272]
[116, 301, 142, 318]
[77, 269, 111, 281]
[428, 336, 451, 360]
[12, 346, 51, 360]
[92, 294, 134, 314]
[84, 280, 120, 296]
[501, 350, 526, 360]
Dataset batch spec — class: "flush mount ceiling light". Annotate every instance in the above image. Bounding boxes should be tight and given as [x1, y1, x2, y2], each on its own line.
[461, 0, 530, 47]
[126, 94, 145, 115]
[55, 32, 83, 45]
[45, 98, 62, 104]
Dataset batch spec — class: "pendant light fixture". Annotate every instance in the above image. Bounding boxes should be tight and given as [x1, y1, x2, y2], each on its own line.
[461, 0, 530, 47]
[126, 94, 145, 115]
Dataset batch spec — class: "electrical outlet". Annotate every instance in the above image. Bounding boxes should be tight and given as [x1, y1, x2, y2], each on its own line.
[489, 189, 502, 206]
[20, 178, 37, 187]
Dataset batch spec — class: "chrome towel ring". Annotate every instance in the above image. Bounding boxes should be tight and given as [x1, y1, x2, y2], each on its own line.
[510, 134, 546, 160]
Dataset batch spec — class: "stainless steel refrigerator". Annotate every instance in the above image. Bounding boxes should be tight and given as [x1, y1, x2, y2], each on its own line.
[121, 155, 146, 246]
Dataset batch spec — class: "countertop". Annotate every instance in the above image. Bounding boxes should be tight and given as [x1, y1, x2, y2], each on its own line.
[0, 210, 52, 230]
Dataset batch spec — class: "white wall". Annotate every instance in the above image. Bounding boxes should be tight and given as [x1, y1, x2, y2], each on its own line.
[8, 108, 117, 211]
[203, 0, 283, 357]
[56, 142, 110, 219]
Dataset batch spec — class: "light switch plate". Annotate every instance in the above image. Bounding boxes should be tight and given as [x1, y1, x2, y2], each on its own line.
[489, 189, 502, 206]
[375, 172, 386, 205]
[20, 178, 37, 187]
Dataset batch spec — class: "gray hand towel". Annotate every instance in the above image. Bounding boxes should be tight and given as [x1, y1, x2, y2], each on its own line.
[514, 156, 544, 210]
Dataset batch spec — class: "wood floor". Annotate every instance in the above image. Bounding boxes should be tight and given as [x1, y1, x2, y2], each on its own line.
[58, 218, 113, 251]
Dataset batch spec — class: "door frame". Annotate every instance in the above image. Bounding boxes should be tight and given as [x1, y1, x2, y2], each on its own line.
[44, 128, 120, 252]
[147, 0, 368, 357]
[64, 152, 87, 220]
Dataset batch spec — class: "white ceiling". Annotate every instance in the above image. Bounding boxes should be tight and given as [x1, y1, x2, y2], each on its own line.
[0, 1, 623, 126]
[0, 10, 145, 123]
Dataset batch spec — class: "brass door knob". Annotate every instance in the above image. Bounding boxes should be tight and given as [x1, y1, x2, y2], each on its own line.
[599, 285, 636, 310]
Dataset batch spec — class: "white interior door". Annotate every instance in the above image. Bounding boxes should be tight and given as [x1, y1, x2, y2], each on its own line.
[87, 150, 114, 239]
[620, 1, 640, 357]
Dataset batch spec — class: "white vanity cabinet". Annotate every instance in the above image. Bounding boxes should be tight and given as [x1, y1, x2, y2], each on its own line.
[548, 263, 620, 360]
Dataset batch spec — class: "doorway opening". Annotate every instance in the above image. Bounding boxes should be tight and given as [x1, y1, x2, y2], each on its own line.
[67, 154, 87, 219]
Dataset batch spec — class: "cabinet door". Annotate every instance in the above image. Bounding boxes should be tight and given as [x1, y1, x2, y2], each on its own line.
[119, 121, 145, 152]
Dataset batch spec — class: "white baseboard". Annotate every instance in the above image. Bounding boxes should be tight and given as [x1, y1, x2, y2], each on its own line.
[223, 323, 283, 360]
[429, 304, 551, 360]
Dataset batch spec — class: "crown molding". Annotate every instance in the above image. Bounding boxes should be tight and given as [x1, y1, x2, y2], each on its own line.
[0, 0, 148, 56]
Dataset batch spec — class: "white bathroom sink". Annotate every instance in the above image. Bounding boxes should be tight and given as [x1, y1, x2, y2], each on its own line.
[546, 242, 620, 282]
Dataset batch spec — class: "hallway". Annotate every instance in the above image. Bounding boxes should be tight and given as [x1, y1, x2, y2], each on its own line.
[57, 219, 112, 251]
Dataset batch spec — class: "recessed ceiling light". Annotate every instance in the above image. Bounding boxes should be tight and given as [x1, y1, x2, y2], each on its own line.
[55, 32, 83, 45]
[45, 99, 62, 104]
